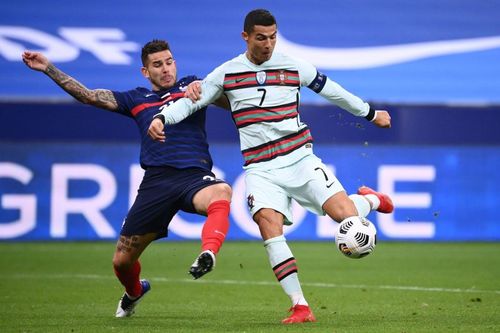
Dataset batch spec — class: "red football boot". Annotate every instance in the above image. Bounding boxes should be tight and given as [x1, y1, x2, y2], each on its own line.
[282, 305, 316, 324]
[358, 186, 394, 213]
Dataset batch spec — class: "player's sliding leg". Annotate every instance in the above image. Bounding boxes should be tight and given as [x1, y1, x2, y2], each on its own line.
[201, 200, 231, 254]
[189, 200, 230, 279]
[189, 183, 231, 279]
[112, 233, 156, 317]
[349, 186, 394, 216]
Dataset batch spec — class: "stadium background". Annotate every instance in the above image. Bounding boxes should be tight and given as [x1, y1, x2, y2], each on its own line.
[1, 0, 499, 242]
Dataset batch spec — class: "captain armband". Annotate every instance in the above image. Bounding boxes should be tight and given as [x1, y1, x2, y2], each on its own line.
[307, 71, 327, 93]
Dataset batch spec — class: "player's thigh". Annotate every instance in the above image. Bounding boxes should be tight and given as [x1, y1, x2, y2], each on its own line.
[175, 168, 230, 214]
[123, 167, 183, 239]
[289, 155, 345, 215]
[245, 169, 293, 224]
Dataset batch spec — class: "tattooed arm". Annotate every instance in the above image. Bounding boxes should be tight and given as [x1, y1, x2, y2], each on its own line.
[22, 51, 118, 111]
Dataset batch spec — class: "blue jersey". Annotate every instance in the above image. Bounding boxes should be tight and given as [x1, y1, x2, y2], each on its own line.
[112, 76, 213, 170]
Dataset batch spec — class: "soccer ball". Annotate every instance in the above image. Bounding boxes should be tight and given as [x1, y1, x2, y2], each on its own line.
[335, 216, 377, 259]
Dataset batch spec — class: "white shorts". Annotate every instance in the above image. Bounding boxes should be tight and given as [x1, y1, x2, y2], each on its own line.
[245, 154, 345, 225]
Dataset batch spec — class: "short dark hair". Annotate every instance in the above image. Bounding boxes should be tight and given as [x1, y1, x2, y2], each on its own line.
[141, 39, 170, 66]
[244, 9, 277, 34]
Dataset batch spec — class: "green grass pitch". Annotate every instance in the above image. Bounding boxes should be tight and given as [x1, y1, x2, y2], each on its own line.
[1, 241, 499, 332]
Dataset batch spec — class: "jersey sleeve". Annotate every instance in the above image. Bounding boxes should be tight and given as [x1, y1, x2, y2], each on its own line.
[294, 57, 371, 119]
[294, 57, 319, 87]
[111, 90, 136, 117]
[158, 66, 225, 125]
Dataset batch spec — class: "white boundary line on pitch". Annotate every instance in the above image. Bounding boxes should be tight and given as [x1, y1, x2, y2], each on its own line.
[7, 273, 500, 295]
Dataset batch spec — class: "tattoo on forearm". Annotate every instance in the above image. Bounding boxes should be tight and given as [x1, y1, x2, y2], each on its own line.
[44, 64, 117, 109]
[116, 235, 141, 253]
[45, 64, 90, 101]
[95, 89, 117, 106]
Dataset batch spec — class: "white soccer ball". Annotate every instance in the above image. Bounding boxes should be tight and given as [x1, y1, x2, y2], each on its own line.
[335, 216, 377, 259]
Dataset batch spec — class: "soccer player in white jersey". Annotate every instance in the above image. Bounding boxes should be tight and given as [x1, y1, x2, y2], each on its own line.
[149, 9, 394, 324]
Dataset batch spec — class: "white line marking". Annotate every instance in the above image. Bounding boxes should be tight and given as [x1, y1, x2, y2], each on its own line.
[7, 273, 500, 295]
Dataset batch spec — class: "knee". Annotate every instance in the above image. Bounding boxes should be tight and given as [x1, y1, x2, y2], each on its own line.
[112, 253, 134, 272]
[213, 183, 232, 202]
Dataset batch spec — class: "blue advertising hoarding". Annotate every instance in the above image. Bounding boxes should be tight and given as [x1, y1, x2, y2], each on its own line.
[1, 0, 499, 243]
[1, 143, 499, 241]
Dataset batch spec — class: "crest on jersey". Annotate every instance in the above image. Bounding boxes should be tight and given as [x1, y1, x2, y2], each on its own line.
[256, 71, 267, 85]
[247, 194, 255, 209]
[279, 70, 286, 85]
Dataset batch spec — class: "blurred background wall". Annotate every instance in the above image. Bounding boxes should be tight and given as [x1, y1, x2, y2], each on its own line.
[1, 0, 499, 241]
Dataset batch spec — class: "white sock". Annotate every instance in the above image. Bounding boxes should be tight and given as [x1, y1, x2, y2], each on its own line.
[365, 194, 380, 210]
[264, 235, 308, 306]
[349, 194, 373, 217]
[290, 292, 308, 306]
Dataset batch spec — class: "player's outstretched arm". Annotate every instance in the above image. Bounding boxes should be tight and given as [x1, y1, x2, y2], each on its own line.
[314, 77, 391, 128]
[295, 56, 392, 129]
[186, 80, 230, 111]
[22, 51, 118, 111]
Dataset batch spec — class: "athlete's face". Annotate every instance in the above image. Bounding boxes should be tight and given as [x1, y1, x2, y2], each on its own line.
[141, 50, 177, 91]
[243, 24, 277, 65]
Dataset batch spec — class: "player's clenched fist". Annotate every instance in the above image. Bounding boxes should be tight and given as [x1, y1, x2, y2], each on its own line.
[373, 110, 391, 128]
[148, 118, 166, 142]
[185, 80, 202, 102]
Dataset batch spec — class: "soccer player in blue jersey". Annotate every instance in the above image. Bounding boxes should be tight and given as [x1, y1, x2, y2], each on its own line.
[22, 40, 232, 317]
[149, 10, 394, 324]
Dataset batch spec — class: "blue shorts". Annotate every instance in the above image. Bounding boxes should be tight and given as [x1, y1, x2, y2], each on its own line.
[120, 166, 226, 239]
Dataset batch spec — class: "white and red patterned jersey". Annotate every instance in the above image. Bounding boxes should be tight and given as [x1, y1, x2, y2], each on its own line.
[159, 51, 371, 170]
